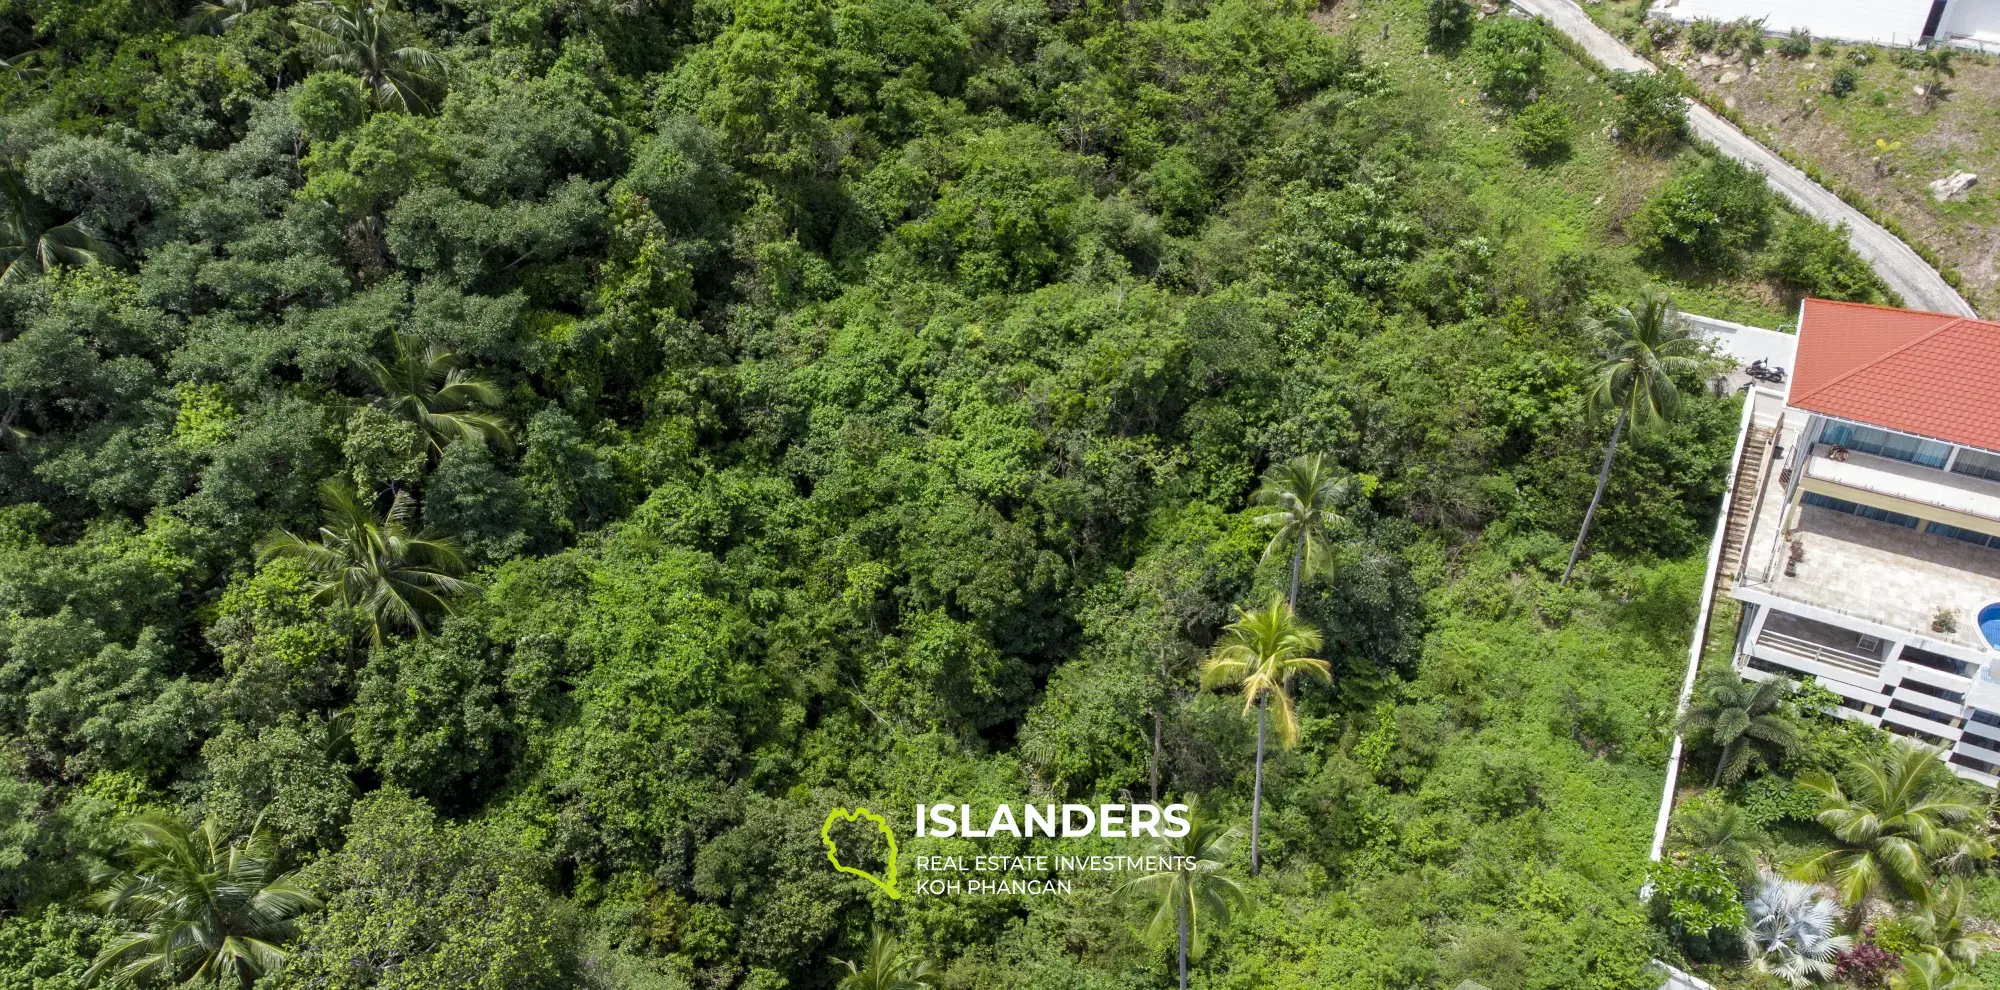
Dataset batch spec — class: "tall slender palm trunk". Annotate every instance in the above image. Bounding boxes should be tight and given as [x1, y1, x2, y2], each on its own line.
[1286, 536, 1305, 607]
[1177, 897, 1190, 990]
[1713, 739, 1734, 787]
[1150, 706, 1163, 803]
[1250, 695, 1267, 876]
[1562, 409, 1628, 586]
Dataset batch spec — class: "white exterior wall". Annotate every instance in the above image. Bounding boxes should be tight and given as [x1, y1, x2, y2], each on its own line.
[1647, 0, 1935, 46]
[1941, 0, 2000, 47]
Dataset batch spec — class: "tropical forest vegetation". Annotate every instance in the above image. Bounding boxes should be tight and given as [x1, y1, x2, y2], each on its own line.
[0, 0, 1989, 987]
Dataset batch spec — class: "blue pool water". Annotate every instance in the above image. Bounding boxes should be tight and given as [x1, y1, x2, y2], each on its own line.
[1983, 603, 2000, 650]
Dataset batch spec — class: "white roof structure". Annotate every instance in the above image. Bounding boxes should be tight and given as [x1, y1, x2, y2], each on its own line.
[1648, 0, 1935, 47]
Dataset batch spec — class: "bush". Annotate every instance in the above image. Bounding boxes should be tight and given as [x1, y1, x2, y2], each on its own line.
[1646, 18, 1681, 49]
[1609, 71, 1687, 149]
[1688, 17, 1723, 52]
[1765, 214, 1889, 304]
[1728, 18, 1766, 57]
[1833, 937, 1898, 988]
[1847, 46, 1874, 65]
[1472, 16, 1549, 108]
[1425, 0, 1475, 47]
[1830, 65, 1860, 97]
[1646, 854, 1747, 959]
[1513, 100, 1571, 163]
[1633, 155, 1773, 269]
[1778, 29, 1811, 58]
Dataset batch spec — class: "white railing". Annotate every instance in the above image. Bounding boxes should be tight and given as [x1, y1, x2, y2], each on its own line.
[1756, 630, 1884, 674]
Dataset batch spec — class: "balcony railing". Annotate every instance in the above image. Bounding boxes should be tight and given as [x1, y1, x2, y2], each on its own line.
[1756, 630, 1884, 677]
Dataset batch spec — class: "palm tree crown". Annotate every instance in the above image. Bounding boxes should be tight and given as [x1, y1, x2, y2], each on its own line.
[0, 167, 121, 284]
[258, 480, 475, 648]
[1250, 453, 1349, 605]
[356, 331, 512, 458]
[84, 813, 320, 989]
[1796, 745, 1992, 909]
[1677, 669, 1799, 786]
[1740, 872, 1851, 988]
[1561, 290, 1704, 583]
[832, 928, 935, 990]
[1200, 595, 1329, 749]
[1117, 805, 1248, 990]
[292, 0, 448, 113]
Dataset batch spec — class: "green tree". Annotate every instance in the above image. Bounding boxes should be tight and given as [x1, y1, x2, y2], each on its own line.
[1677, 669, 1799, 786]
[1666, 792, 1764, 878]
[0, 169, 120, 284]
[292, 0, 449, 113]
[1904, 880, 1986, 967]
[1561, 290, 1704, 584]
[831, 928, 935, 990]
[1471, 17, 1548, 108]
[1796, 746, 1993, 914]
[1199, 595, 1328, 875]
[1609, 71, 1688, 149]
[83, 813, 319, 989]
[1892, 953, 1975, 990]
[256, 481, 475, 648]
[1633, 156, 1773, 269]
[1116, 806, 1248, 990]
[355, 331, 511, 460]
[1425, 0, 1474, 47]
[1251, 452, 1349, 607]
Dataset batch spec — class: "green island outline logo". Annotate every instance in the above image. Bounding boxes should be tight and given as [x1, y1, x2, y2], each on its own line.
[821, 806, 901, 900]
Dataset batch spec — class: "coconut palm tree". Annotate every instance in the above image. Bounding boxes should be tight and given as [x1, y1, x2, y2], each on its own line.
[257, 480, 475, 648]
[1251, 453, 1349, 606]
[1916, 47, 1955, 110]
[1893, 953, 1975, 990]
[83, 812, 319, 989]
[0, 168, 121, 284]
[1667, 793, 1764, 879]
[183, 0, 261, 34]
[1677, 669, 1800, 786]
[1741, 872, 1851, 988]
[1905, 880, 1989, 967]
[831, 928, 935, 990]
[1796, 745, 1992, 914]
[1199, 595, 1328, 875]
[292, 0, 448, 113]
[1560, 290, 1704, 584]
[356, 331, 511, 459]
[1116, 804, 1247, 990]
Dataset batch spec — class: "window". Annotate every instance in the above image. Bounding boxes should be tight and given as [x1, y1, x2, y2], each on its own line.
[1901, 646, 1970, 678]
[1971, 709, 2000, 729]
[1951, 447, 2000, 483]
[1747, 656, 1810, 680]
[1801, 492, 1920, 529]
[1925, 521, 1999, 548]
[1886, 721, 1952, 746]
[1950, 752, 2000, 775]
[1898, 678, 1965, 705]
[1961, 729, 2000, 753]
[1889, 698, 1956, 725]
[1821, 421, 1951, 468]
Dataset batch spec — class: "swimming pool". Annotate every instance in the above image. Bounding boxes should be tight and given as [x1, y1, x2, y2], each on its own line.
[1983, 602, 2000, 650]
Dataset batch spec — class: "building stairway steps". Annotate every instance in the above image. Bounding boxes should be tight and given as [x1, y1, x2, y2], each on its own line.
[1715, 424, 1774, 593]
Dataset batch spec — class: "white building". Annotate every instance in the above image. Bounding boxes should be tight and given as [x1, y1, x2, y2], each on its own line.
[1724, 299, 2000, 786]
[1648, 0, 2000, 50]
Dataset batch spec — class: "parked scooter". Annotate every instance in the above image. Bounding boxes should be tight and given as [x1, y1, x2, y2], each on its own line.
[1746, 359, 1787, 384]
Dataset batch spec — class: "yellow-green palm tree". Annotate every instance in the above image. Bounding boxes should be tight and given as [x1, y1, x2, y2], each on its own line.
[257, 480, 475, 648]
[1796, 745, 1992, 916]
[292, 0, 448, 113]
[356, 331, 512, 459]
[1561, 290, 1703, 584]
[1892, 952, 1974, 990]
[1251, 453, 1349, 606]
[84, 813, 320, 989]
[1199, 595, 1328, 875]
[831, 928, 935, 990]
[1906, 880, 1988, 968]
[1116, 804, 1248, 990]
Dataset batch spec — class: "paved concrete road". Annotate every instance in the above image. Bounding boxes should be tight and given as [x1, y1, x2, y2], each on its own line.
[1510, 0, 1979, 318]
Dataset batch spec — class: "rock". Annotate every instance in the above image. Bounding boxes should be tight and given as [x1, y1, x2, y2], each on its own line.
[1479, 1, 1499, 12]
[1720, 71, 1740, 83]
[1802, 62, 1817, 69]
[1700, 54, 1723, 67]
[1724, 95, 1737, 109]
[1930, 171, 1978, 202]
[1914, 85, 1927, 95]
[1592, 194, 1605, 205]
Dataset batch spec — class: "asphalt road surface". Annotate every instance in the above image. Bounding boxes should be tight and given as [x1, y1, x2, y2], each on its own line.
[1510, 0, 1980, 318]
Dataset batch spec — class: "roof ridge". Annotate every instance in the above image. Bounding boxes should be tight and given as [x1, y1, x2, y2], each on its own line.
[1791, 316, 1971, 407]
[1804, 297, 1970, 321]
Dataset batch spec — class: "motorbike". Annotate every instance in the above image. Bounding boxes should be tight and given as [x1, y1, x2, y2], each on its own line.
[1746, 359, 1787, 384]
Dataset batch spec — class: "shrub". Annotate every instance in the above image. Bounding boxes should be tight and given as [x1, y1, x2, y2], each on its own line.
[1646, 18, 1681, 50]
[1778, 29, 1811, 59]
[1688, 17, 1723, 52]
[1847, 47, 1874, 65]
[1472, 16, 1549, 108]
[1647, 854, 1746, 958]
[1633, 155, 1773, 269]
[1765, 214, 1889, 304]
[1513, 100, 1572, 163]
[1833, 936, 1898, 988]
[1425, 0, 1475, 47]
[1610, 71, 1688, 149]
[1830, 66, 1860, 97]
[1729, 18, 1766, 57]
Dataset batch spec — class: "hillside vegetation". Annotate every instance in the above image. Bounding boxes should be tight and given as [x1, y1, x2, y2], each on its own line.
[0, 0, 1932, 988]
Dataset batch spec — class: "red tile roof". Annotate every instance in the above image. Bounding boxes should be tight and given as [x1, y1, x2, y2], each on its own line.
[1791, 299, 2000, 453]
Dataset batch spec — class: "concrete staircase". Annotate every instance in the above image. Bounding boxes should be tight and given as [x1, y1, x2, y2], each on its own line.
[1714, 423, 1774, 595]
